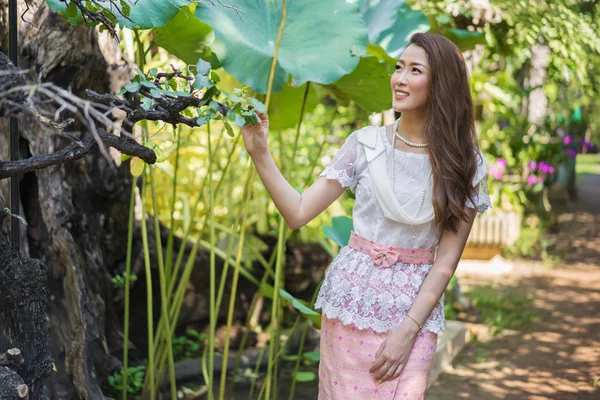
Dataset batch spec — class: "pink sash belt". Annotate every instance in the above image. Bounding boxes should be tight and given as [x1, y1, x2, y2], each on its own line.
[348, 231, 435, 268]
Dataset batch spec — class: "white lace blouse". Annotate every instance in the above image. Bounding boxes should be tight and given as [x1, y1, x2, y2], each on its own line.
[314, 125, 491, 334]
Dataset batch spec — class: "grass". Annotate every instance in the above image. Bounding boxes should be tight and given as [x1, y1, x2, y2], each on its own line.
[576, 153, 600, 177]
[465, 283, 540, 336]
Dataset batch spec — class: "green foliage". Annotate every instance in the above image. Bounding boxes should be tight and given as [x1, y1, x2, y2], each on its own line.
[362, 0, 430, 57]
[46, 0, 83, 25]
[171, 329, 208, 361]
[465, 284, 539, 335]
[102, 0, 194, 29]
[293, 370, 317, 382]
[322, 216, 354, 248]
[112, 272, 137, 289]
[152, 5, 214, 65]
[106, 365, 146, 396]
[576, 154, 600, 176]
[195, 0, 368, 93]
[279, 289, 321, 329]
[324, 55, 395, 113]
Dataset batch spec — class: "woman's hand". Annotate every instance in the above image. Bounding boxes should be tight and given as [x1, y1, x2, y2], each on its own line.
[241, 111, 270, 156]
[369, 322, 420, 383]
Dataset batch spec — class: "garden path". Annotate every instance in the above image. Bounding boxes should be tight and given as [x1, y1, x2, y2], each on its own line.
[426, 174, 600, 400]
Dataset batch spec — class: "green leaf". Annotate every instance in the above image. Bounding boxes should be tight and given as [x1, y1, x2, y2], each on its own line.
[124, 82, 141, 93]
[360, 0, 405, 43]
[130, 157, 145, 177]
[374, 3, 430, 58]
[366, 42, 398, 67]
[66, 1, 78, 17]
[196, 58, 212, 76]
[223, 122, 235, 137]
[259, 282, 274, 299]
[294, 371, 317, 382]
[150, 88, 162, 98]
[248, 98, 266, 114]
[194, 75, 213, 90]
[196, 0, 368, 93]
[210, 70, 221, 83]
[46, 0, 84, 25]
[227, 110, 246, 127]
[279, 289, 320, 329]
[360, 0, 430, 57]
[153, 5, 213, 64]
[267, 83, 319, 130]
[302, 351, 320, 363]
[141, 97, 153, 110]
[442, 28, 487, 51]
[322, 216, 354, 247]
[104, 0, 194, 29]
[324, 55, 394, 114]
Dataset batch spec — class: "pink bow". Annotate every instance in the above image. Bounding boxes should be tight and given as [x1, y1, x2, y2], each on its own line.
[371, 246, 401, 268]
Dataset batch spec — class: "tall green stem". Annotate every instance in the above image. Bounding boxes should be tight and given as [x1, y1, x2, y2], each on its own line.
[121, 179, 136, 400]
[149, 168, 177, 399]
[140, 169, 155, 399]
[165, 125, 182, 286]
[207, 121, 217, 400]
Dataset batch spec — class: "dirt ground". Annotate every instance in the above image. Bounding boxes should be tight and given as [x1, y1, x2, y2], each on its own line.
[426, 174, 600, 400]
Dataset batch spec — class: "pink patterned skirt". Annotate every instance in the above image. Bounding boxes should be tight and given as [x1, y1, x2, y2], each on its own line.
[318, 315, 437, 399]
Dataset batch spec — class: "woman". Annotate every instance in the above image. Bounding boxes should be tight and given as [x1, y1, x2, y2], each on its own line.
[241, 33, 490, 399]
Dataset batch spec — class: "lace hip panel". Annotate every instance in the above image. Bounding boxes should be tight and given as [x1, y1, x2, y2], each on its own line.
[315, 247, 445, 334]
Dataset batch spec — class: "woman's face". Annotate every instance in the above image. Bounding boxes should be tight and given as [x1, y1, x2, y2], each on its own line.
[390, 44, 430, 113]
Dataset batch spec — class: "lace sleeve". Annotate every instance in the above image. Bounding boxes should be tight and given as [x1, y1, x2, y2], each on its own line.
[466, 150, 492, 213]
[319, 130, 361, 192]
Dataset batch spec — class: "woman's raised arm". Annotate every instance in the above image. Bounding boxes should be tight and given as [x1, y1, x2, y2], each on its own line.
[242, 112, 347, 230]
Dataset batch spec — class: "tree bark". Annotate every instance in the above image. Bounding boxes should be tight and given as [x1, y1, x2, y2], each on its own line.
[0, 228, 52, 399]
[1, 1, 133, 398]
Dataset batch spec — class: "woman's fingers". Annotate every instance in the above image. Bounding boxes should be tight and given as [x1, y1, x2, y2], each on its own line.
[390, 362, 406, 381]
[369, 352, 386, 374]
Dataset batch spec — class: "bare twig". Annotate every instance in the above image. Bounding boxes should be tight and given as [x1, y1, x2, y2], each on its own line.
[202, 0, 247, 21]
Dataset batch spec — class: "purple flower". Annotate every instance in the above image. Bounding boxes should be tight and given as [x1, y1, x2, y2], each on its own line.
[548, 166, 555, 174]
[539, 162, 551, 174]
[489, 165, 504, 180]
[566, 148, 578, 159]
[527, 161, 538, 172]
[496, 158, 507, 168]
[527, 175, 538, 186]
[563, 136, 574, 145]
[581, 140, 596, 151]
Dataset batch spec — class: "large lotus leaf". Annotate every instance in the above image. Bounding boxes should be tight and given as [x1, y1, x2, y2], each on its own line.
[324, 55, 393, 114]
[195, 0, 368, 94]
[370, 2, 430, 58]
[367, 42, 399, 67]
[268, 83, 320, 131]
[360, 0, 406, 43]
[101, 0, 193, 29]
[322, 216, 354, 247]
[152, 5, 213, 64]
[442, 28, 487, 52]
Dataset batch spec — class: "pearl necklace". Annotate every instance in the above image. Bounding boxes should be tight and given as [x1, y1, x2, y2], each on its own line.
[391, 117, 432, 218]
[395, 128, 429, 148]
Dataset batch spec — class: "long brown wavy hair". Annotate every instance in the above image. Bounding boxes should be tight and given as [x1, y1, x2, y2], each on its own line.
[409, 33, 480, 232]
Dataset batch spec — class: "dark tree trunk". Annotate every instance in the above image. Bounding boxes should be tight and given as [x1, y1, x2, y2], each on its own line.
[1, 1, 132, 398]
[0, 228, 52, 399]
